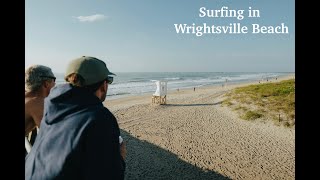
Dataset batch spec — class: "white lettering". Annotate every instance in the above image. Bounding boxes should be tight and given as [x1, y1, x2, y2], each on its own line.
[252, 23, 289, 34]
[199, 7, 206, 17]
[174, 24, 187, 34]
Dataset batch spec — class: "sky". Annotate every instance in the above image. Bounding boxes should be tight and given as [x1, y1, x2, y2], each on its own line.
[25, 0, 295, 74]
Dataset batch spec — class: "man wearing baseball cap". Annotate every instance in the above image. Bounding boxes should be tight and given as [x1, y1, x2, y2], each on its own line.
[25, 56, 126, 180]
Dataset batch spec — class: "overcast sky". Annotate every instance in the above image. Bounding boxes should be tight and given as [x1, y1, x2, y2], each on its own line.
[26, 0, 295, 74]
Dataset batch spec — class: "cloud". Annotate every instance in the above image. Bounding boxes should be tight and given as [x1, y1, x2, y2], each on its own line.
[75, 14, 107, 22]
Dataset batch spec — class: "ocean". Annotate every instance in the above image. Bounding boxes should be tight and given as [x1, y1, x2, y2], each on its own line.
[54, 72, 291, 100]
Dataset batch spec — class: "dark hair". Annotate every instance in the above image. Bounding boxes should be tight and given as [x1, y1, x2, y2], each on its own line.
[66, 73, 106, 93]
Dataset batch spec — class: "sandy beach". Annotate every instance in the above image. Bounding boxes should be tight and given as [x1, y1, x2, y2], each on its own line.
[104, 74, 295, 180]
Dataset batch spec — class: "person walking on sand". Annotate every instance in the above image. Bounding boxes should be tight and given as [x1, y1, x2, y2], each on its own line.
[25, 65, 56, 154]
[25, 56, 126, 180]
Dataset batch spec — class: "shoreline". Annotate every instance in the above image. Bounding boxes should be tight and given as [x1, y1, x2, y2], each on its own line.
[105, 72, 294, 101]
[105, 73, 294, 111]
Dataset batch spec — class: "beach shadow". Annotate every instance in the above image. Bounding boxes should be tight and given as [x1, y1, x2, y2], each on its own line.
[164, 101, 222, 107]
[121, 130, 230, 180]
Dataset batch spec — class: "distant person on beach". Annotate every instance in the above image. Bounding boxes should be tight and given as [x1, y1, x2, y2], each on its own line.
[25, 56, 126, 180]
[25, 65, 56, 152]
[194, 87, 196, 91]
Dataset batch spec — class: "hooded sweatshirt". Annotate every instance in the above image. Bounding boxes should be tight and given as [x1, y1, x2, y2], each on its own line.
[25, 83, 125, 180]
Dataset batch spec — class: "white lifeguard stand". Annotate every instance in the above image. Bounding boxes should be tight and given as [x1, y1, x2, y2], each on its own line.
[152, 81, 167, 104]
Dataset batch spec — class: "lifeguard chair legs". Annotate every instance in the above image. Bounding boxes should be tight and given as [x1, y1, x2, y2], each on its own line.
[152, 95, 166, 104]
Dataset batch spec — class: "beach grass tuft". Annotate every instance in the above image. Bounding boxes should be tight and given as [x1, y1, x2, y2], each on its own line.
[241, 110, 263, 120]
[223, 79, 295, 127]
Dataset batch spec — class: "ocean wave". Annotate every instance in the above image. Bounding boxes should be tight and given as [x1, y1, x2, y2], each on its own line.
[164, 77, 182, 80]
[107, 92, 131, 96]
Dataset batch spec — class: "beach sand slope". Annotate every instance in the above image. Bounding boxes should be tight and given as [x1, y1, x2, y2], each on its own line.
[105, 76, 295, 180]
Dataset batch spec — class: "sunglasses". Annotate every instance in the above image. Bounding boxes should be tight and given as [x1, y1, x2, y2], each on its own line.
[40, 75, 56, 82]
[106, 76, 113, 84]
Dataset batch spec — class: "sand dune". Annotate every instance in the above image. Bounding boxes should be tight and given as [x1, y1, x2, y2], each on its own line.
[105, 76, 295, 180]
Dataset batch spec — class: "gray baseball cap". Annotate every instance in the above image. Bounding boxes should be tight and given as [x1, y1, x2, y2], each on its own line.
[65, 56, 115, 86]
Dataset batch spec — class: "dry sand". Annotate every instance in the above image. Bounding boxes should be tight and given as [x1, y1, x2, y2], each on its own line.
[104, 74, 295, 180]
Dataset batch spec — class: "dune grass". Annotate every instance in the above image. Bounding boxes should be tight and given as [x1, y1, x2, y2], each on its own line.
[241, 110, 264, 120]
[223, 79, 295, 127]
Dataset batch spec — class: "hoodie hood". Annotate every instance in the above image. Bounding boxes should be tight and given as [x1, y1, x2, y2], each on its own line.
[43, 83, 102, 125]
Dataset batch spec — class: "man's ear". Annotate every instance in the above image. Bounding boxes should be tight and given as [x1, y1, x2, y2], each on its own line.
[43, 81, 50, 88]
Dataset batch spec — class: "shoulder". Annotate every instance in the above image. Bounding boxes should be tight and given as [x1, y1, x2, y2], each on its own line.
[103, 107, 115, 117]
[25, 96, 44, 106]
[72, 106, 118, 131]
[83, 107, 120, 137]
[25, 96, 45, 112]
[76, 106, 112, 124]
[83, 107, 118, 130]
[90, 107, 116, 123]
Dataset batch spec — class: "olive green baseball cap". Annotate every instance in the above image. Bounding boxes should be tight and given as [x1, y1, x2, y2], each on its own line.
[65, 56, 115, 86]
